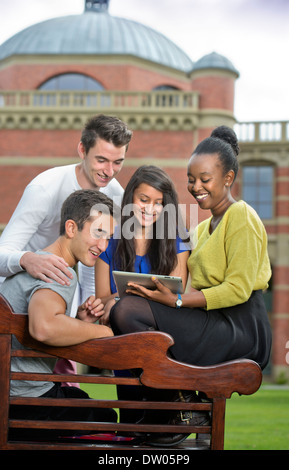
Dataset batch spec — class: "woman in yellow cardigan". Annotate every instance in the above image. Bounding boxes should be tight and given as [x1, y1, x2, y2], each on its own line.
[109, 126, 272, 445]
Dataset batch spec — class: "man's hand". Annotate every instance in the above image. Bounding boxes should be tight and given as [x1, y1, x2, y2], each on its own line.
[77, 296, 105, 322]
[28, 290, 114, 346]
[99, 298, 116, 326]
[20, 252, 73, 285]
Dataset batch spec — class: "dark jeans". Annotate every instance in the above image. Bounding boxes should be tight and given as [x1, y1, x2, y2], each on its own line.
[9, 383, 117, 440]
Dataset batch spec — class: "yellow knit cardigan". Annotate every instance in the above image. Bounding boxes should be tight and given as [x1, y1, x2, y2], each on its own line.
[188, 200, 271, 310]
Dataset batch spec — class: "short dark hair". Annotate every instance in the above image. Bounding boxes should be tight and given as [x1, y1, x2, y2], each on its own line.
[81, 114, 132, 154]
[59, 189, 114, 235]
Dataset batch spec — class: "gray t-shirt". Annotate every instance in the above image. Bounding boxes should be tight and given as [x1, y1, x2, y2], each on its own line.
[0, 251, 77, 397]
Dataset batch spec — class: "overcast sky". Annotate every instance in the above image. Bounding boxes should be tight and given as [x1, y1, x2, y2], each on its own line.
[0, 0, 288, 123]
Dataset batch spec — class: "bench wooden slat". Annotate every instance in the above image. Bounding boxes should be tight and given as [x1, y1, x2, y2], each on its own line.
[10, 397, 212, 410]
[4, 438, 211, 451]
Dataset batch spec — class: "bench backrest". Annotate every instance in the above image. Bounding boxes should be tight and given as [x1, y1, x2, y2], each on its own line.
[0, 294, 263, 450]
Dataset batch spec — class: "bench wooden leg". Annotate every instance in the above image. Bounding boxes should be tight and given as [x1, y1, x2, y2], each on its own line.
[210, 398, 226, 450]
[0, 335, 11, 449]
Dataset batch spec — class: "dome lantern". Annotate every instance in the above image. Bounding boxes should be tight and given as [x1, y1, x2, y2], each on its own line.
[85, 0, 110, 12]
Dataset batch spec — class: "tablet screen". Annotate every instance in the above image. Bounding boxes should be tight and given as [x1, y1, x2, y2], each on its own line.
[112, 271, 184, 297]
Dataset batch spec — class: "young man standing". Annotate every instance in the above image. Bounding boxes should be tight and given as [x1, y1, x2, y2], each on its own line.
[0, 190, 117, 438]
[0, 113, 132, 379]
[0, 114, 132, 297]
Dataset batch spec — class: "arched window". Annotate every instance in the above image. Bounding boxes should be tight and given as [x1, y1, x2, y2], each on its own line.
[153, 85, 180, 91]
[38, 73, 104, 91]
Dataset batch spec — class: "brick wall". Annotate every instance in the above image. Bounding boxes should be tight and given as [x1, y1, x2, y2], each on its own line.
[0, 62, 191, 91]
[0, 165, 51, 222]
[0, 130, 80, 157]
[191, 74, 235, 111]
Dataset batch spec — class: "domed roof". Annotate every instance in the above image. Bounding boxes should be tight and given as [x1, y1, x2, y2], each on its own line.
[0, 8, 194, 72]
[192, 51, 239, 75]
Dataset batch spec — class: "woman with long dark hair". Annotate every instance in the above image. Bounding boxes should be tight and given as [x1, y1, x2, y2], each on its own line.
[95, 165, 190, 322]
[94, 165, 190, 426]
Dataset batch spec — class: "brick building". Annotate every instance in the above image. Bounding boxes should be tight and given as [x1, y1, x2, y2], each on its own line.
[0, 0, 288, 380]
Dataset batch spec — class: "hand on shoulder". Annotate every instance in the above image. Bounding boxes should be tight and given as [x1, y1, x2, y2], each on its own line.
[20, 252, 74, 285]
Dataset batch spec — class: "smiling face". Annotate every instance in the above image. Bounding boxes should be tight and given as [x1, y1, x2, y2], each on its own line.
[76, 138, 126, 189]
[187, 152, 234, 215]
[132, 183, 164, 228]
[69, 212, 115, 267]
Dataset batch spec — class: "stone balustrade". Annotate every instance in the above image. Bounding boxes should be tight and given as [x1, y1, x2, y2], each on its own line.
[0, 90, 200, 130]
[235, 121, 289, 143]
[1, 90, 288, 140]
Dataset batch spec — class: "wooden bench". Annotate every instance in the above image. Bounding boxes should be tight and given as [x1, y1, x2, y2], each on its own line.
[0, 294, 262, 451]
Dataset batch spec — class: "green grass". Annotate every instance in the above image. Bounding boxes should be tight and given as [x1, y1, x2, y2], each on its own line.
[81, 383, 289, 450]
[224, 387, 289, 450]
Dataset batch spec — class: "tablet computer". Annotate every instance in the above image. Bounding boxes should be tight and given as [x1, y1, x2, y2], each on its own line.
[112, 271, 184, 297]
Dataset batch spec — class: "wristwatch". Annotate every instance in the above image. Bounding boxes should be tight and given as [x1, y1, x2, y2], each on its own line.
[175, 293, 183, 309]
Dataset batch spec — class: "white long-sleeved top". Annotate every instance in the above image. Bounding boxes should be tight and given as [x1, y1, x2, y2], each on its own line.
[0, 164, 123, 294]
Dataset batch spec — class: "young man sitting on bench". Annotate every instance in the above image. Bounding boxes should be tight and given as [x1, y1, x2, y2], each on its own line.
[0, 189, 117, 439]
